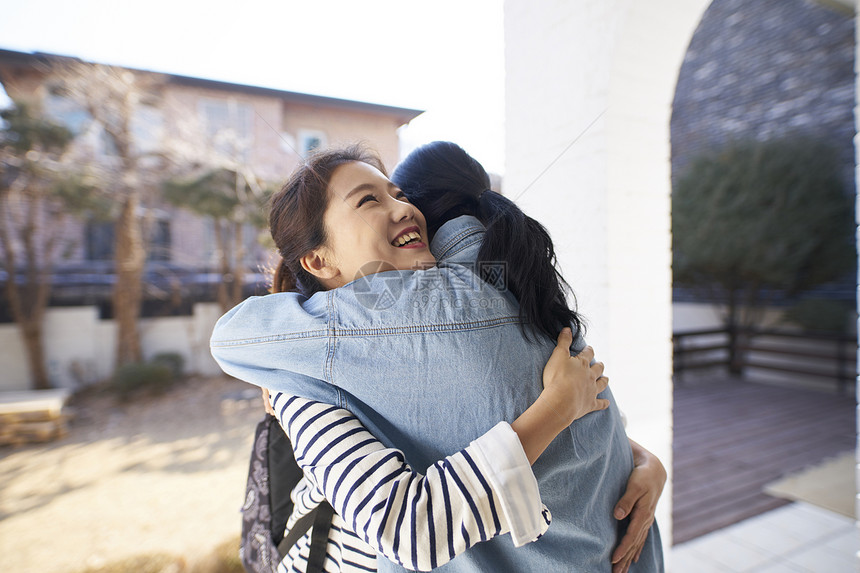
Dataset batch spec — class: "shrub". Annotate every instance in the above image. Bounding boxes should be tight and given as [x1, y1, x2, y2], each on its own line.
[782, 298, 853, 334]
[112, 361, 174, 400]
[150, 352, 185, 379]
[673, 135, 855, 329]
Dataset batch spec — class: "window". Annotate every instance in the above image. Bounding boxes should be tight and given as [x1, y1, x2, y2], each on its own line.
[199, 98, 253, 160]
[44, 89, 91, 135]
[85, 217, 171, 262]
[45, 87, 161, 160]
[85, 221, 115, 261]
[147, 219, 171, 262]
[298, 129, 327, 158]
[132, 105, 164, 156]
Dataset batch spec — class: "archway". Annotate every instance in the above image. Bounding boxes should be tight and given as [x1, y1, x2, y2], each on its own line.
[669, 0, 857, 548]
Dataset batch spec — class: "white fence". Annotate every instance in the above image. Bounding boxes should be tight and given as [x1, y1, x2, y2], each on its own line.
[0, 303, 224, 392]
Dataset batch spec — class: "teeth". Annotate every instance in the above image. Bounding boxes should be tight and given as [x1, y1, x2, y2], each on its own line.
[393, 231, 421, 246]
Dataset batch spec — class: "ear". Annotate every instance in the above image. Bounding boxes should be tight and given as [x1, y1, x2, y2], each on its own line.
[300, 247, 340, 282]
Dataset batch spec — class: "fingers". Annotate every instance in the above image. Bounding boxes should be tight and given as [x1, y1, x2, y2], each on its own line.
[595, 398, 610, 411]
[262, 387, 275, 416]
[579, 344, 605, 386]
[613, 556, 633, 573]
[612, 535, 638, 572]
[612, 513, 652, 567]
[612, 532, 646, 570]
[596, 374, 609, 393]
[612, 489, 650, 562]
[612, 515, 642, 562]
[614, 496, 633, 521]
[556, 327, 573, 349]
[578, 344, 594, 363]
[612, 536, 633, 563]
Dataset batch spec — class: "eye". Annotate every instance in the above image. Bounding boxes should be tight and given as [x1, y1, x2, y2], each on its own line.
[357, 193, 378, 207]
[395, 190, 409, 201]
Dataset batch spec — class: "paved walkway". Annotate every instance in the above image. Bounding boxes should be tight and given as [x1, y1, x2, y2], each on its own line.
[671, 502, 857, 572]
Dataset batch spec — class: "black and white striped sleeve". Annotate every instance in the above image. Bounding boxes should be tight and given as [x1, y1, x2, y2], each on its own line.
[270, 392, 550, 572]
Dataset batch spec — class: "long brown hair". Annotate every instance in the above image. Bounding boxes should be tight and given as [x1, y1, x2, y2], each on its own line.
[269, 144, 387, 295]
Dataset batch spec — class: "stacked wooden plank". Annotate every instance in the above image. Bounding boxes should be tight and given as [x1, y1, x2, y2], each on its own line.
[0, 389, 72, 446]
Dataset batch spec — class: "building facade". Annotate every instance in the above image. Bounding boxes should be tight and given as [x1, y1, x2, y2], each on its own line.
[0, 48, 422, 316]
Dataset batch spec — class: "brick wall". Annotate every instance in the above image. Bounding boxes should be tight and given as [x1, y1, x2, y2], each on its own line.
[854, 3, 860, 556]
[671, 0, 856, 188]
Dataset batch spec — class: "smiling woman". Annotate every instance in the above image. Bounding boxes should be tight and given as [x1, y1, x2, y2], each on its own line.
[299, 160, 436, 290]
[269, 147, 436, 296]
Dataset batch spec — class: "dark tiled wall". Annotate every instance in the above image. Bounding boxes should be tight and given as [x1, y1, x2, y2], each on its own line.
[671, 0, 855, 189]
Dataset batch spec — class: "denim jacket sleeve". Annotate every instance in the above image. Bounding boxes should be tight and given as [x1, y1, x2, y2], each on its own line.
[209, 290, 345, 404]
[209, 215, 491, 400]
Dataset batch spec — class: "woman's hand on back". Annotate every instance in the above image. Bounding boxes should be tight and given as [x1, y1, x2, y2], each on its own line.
[540, 329, 610, 427]
[611, 440, 666, 573]
[510, 330, 609, 464]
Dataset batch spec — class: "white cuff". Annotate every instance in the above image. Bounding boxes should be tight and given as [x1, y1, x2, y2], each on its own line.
[470, 421, 546, 546]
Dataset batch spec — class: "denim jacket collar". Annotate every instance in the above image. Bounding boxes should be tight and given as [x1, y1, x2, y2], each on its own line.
[430, 214, 485, 264]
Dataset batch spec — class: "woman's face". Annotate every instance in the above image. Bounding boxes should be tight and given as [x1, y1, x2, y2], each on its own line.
[312, 160, 436, 288]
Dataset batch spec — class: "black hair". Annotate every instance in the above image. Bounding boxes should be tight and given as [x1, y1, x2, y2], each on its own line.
[391, 141, 584, 342]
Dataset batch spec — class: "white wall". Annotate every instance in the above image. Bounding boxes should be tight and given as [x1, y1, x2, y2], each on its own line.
[0, 321, 30, 389]
[673, 302, 790, 332]
[0, 303, 223, 392]
[673, 303, 724, 332]
[505, 0, 713, 554]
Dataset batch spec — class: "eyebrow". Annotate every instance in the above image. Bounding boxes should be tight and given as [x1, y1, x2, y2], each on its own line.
[342, 181, 398, 202]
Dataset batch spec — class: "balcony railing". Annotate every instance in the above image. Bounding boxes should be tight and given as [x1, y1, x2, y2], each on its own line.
[673, 327, 857, 394]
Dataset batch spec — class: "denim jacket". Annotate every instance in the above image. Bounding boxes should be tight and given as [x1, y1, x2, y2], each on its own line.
[211, 216, 663, 572]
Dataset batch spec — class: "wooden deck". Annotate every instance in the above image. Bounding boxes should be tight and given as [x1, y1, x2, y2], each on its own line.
[672, 375, 856, 544]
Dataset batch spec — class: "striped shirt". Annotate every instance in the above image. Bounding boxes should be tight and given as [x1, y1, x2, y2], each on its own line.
[270, 392, 551, 572]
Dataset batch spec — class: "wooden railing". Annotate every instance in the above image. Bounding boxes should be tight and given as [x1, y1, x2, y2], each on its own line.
[673, 327, 857, 394]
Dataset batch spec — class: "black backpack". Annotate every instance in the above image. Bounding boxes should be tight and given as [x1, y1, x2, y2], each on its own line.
[240, 414, 334, 573]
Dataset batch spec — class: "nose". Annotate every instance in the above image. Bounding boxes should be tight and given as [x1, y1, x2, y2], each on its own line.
[389, 194, 414, 223]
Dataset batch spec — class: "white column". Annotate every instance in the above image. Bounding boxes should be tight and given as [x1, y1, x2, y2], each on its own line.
[505, 0, 712, 554]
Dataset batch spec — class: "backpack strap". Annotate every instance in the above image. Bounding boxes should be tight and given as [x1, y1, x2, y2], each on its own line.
[278, 505, 318, 555]
[305, 501, 335, 573]
[268, 413, 303, 546]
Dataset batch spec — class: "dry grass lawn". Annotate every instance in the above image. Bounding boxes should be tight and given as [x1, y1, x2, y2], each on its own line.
[0, 376, 262, 573]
